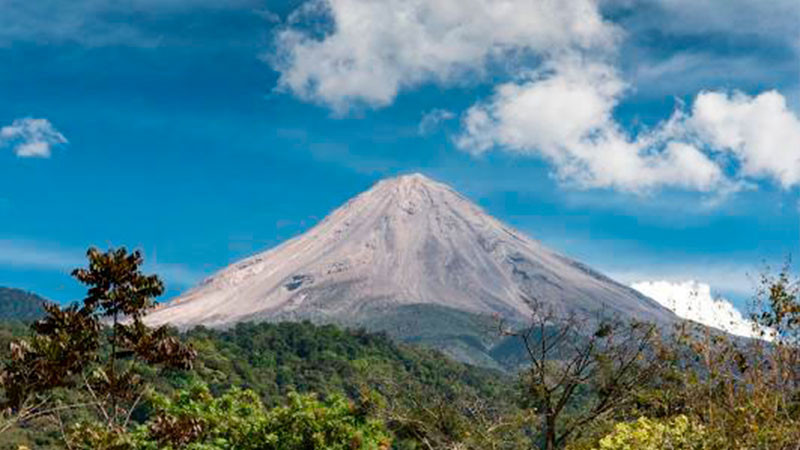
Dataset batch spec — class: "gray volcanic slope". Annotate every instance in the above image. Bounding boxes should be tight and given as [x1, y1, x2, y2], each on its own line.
[147, 174, 676, 366]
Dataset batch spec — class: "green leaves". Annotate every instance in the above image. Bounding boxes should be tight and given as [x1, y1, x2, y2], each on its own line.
[592, 416, 706, 450]
[123, 384, 391, 450]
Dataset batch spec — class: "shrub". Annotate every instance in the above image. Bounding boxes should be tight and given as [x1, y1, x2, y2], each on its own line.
[591, 415, 706, 450]
[72, 383, 392, 450]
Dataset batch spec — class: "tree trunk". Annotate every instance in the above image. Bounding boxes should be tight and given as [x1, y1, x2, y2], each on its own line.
[543, 413, 556, 450]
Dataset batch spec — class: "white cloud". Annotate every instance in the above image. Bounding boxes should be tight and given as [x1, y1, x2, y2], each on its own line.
[418, 108, 455, 135]
[1, 118, 67, 158]
[273, 0, 800, 195]
[607, 263, 759, 299]
[631, 280, 769, 339]
[690, 90, 800, 188]
[456, 58, 727, 192]
[272, 0, 620, 112]
[456, 56, 800, 193]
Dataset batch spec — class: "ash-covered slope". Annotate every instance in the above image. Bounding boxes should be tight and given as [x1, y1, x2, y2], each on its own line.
[147, 174, 675, 365]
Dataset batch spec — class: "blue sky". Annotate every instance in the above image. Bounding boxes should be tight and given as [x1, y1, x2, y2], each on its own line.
[1, 0, 799, 311]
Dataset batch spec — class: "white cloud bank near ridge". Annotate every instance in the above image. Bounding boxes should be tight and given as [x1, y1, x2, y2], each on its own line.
[273, 0, 800, 194]
[1, 118, 67, 158]
[631, 280, 769, 339]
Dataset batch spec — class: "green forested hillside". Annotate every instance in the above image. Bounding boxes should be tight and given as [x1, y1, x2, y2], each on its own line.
[0, 319, 519, 449]
[178, 321, 511, 404]
[0, 287, 47, 321]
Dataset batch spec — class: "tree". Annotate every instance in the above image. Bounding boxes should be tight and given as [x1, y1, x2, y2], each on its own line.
[656, 263, 800, 448]
[604, 263, 800, 449]
[503, 299, 663, 450]
[361, 370, 531, 450]
[751, 263, 800, 395]
[0, 247, 196, 440]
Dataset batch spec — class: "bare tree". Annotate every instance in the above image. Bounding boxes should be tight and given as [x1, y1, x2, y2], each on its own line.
[356, 362, 531, 450]
[502, 298, 663, 450]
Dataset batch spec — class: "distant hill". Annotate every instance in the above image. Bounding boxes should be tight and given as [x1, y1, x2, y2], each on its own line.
[0, 287, 48, 321]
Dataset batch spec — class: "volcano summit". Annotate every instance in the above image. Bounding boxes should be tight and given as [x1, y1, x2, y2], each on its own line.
[146, 174, 675, 366]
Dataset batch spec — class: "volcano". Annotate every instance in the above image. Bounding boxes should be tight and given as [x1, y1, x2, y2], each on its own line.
[146, 174, 675, 366]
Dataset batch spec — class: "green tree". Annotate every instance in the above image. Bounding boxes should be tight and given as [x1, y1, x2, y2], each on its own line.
[0, 247, 196, 439]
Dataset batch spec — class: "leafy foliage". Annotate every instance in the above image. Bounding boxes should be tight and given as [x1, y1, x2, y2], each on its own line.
[606, 263, 800, 450]
[581, 415, 706, 450]
[176, 322, 525, 449]
[180, 321, 509, 405]
[71, 383, 392, 450]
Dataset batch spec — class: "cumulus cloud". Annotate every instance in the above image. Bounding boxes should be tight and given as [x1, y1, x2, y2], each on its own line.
[456, 57, 800, 192]
[272, 0, 800, 194]
[631, 280, 769, 339]
[690, 90, 800, 188]
[456, 58, 727, 192]
[272, 0, 620, 112]
[1, 118, 67, 158]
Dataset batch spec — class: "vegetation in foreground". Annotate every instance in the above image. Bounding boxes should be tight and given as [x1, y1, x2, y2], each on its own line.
[1, 247, 798, 449]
